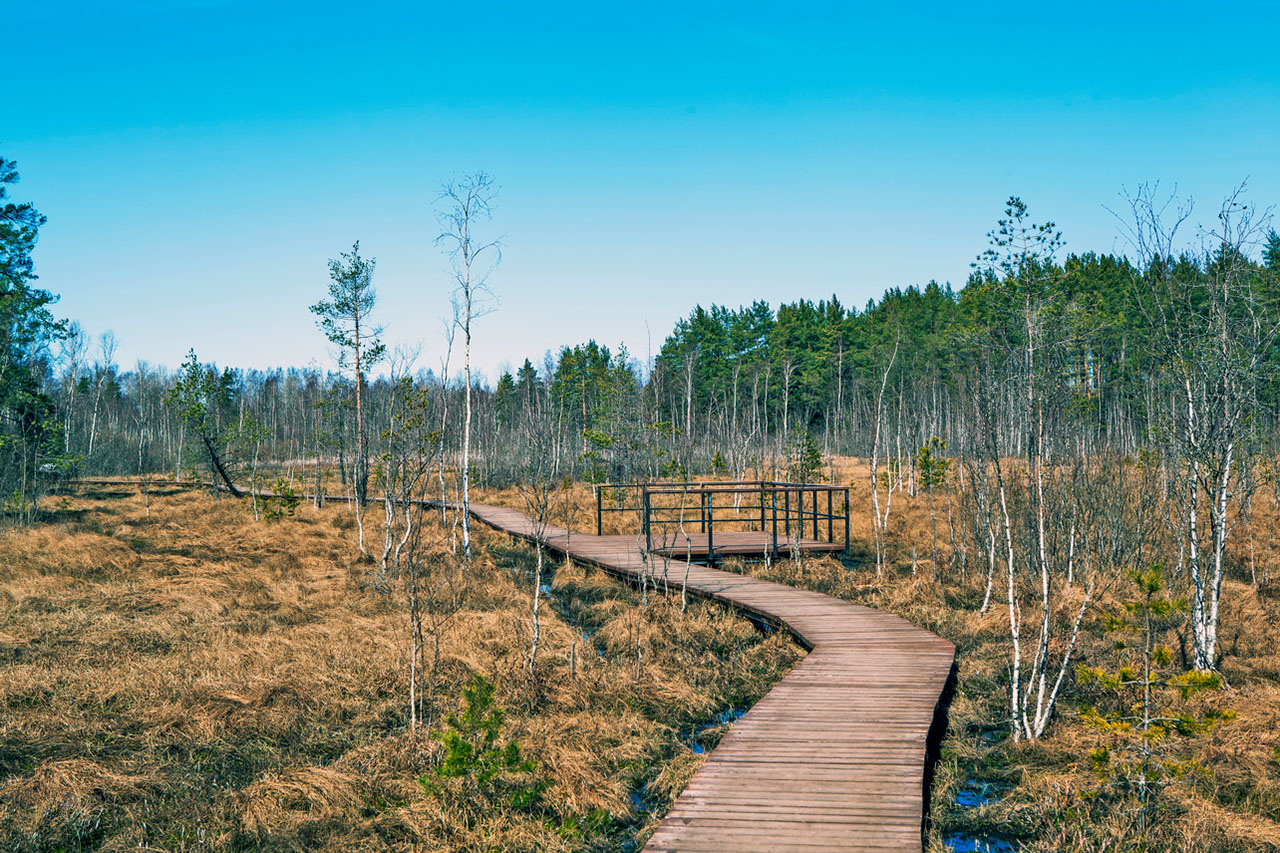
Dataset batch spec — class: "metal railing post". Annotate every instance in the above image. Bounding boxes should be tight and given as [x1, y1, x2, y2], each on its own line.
[759, 481, 766, 533]
[771, 488, 778, 560]
[643, 488, 651, 555]
[813, 487, 819, 540]
[783, 488, 790, 545]
[706, 491, 715, 567]
[844, 487, 850, 555]
[827, 488, 833, 544]
[596, 485, 603, 536]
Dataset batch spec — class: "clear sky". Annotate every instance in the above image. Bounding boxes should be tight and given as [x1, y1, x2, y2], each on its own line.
[9, 1, 1280, 382]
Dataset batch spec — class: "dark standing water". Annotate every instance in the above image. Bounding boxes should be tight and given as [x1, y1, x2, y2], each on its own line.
[682, 705, 748, 754]
[954, 779, 1007, 809]
[629, 782, 655, 814]
[945, 726, 1014, 852]
[943, 834, 1016, 852]
[944, 778, 1014, 852]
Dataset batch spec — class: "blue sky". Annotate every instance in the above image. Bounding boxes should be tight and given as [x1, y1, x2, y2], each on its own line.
[9, 1, 1280, 381]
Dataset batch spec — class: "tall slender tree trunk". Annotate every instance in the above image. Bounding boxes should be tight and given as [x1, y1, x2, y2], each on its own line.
[462, 302, 473, 561]
[353, 293, 367, 509]
[870, 340, 898, 576]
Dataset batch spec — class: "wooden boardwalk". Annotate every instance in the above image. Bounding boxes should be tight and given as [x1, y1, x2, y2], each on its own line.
[465, 502, 956, 853]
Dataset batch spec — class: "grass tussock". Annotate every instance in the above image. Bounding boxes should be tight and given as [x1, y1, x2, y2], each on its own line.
[0, 482, 801, 851]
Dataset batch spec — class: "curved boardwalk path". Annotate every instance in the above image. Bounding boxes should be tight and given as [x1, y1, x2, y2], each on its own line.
[465, 502, 956, 852]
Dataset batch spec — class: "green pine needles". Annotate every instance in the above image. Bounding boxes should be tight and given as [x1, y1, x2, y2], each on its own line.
[262, 478, 302, 521]
[1076, 565, 1233, 835]
[787, 431, 824, 482]
[421, 674, 548, 813]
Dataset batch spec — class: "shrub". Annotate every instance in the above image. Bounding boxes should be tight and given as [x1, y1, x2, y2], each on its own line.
[421, 674, 548, 812]
[262, 478, 302, 521]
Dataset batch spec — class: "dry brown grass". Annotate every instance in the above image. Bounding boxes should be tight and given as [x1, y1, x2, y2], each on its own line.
[0, 482, 800, 851]
[13, 464, 1279, 851]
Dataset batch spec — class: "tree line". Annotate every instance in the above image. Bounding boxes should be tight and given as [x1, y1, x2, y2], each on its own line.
[5, 150, 1280, 734]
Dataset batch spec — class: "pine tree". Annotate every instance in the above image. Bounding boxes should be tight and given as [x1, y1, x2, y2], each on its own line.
[310, 242, 384, 509]
[0, 155, 66, 520]
[1077, 566, 1232, 835]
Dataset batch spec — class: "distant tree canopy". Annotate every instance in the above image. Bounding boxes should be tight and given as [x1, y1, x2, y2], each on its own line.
[648, 242, 1278, 460]
[0, 155, 66, 520]
[37, 201, 1280, 491]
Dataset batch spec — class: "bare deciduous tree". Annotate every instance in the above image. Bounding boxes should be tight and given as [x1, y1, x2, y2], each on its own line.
[87, 330, 117, 461]
[1119, 183, 1278, 671]
[437, 173, 501, 562]
[512, 382, 560, 674]
[870, 335, 898, 575]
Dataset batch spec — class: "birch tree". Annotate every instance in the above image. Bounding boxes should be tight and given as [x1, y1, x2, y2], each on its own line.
[1120, 184, 1278, 671]
[58, 322, 88, 454]
[513, 379, 560, 674]
[973, 197, 1095, 741]
[87, 330, 117, 461]
[436, 173, 500, 562]
[870, 334, 898, 576]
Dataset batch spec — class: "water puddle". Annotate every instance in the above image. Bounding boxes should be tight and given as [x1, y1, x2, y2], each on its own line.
[945, 776, 1013, 851]
[954, 779, 1008, 809]
[943, 833, 1016, 852]
[579, 630, 605, 657]
[630, 781, 656, 814]
[682, 705, 747, 754]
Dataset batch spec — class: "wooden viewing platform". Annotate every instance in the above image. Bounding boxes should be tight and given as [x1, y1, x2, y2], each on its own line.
[465, 501, 956, 852]
[595, 480, 852, 565]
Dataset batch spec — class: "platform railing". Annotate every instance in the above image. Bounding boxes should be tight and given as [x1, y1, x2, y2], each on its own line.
[593, 480, 849, 566]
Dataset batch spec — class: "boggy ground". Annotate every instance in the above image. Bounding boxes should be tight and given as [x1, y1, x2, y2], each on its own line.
[0, 482, 800, 851]
[496, 464, 1280, 852]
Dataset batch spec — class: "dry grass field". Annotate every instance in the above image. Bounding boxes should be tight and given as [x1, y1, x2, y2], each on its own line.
[0, 482, 800, 851]
[6, 466, 1280, 851]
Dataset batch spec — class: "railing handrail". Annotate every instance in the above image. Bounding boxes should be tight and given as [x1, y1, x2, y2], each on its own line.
[596, 479, 845, 491]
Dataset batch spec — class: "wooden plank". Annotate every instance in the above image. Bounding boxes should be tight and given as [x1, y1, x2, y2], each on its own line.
[463, 502, 955, 853]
